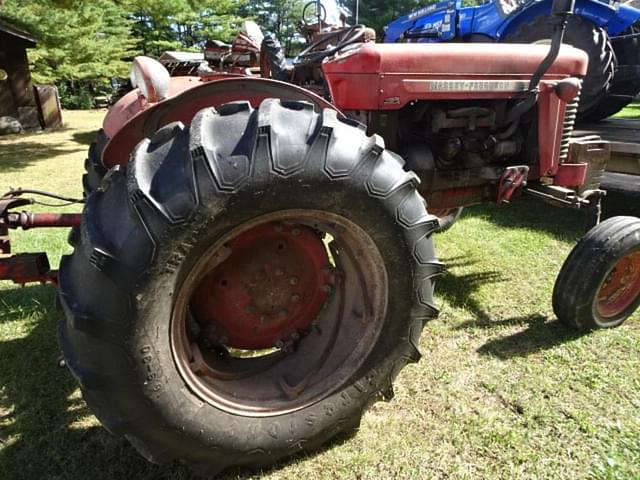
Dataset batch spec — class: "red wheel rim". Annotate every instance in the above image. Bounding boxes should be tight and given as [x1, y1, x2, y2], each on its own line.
[596, 251, 640, 319]
[170, 210, 388, 416]
[190, 222, 335, 350]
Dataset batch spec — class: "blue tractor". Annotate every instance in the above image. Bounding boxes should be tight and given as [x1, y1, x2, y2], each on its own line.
[384, 0, 640, 121]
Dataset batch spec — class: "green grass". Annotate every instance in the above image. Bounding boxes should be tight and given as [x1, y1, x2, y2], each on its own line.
[0, 111, 639, 480]
[614, 102, 640, 119]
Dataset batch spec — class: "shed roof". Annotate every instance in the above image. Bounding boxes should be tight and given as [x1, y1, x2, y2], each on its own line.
[0, 19, 37, 48]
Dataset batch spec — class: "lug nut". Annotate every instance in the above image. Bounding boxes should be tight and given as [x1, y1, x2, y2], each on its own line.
[291, 294, 301, 303]
[290, 276, 299, 286]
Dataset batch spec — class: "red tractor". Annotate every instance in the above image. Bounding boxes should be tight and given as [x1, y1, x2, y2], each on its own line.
[1, 0, 639, 475]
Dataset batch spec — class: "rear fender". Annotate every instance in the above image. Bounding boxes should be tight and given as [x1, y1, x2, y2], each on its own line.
[101, 78, 339, 169]
[607, 3, 640, 35]
[103, 76, 202, 139]
[497, 0, 633, 38]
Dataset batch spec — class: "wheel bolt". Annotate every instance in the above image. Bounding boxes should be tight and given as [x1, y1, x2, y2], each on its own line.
[291, 294, 301, 303]
[290, 276, 299, 286]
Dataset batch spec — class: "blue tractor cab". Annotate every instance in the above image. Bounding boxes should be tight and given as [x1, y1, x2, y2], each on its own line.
[385, 0, 640, 120]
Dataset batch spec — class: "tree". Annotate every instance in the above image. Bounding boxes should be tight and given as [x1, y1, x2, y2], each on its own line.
[242, 0, 305, 54]
[123, 0, 249, 56]
[1, 0, 138, 84]
[345, 0, 425, 35]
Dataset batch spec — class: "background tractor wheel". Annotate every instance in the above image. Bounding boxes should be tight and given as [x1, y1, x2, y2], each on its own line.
[581, 22, 640, 121]
[553, 216, 640, 330]
[503, 16, 616, 120]
[58, 99, 442, 476]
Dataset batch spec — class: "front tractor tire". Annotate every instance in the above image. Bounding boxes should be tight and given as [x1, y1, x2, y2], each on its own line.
[553, 216, 640, 331]
[58, 99, 442, 475]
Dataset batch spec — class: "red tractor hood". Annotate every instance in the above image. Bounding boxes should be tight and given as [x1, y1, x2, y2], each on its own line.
[323, 43, 588, 110]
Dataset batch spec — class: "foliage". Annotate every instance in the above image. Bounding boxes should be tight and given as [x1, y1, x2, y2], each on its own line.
[242, 0, 306, 54]
[1, 0, 138, 84]
[345, 0, 426, 34]
[123, 0, 249, 57]
[56, 83, 97, 110]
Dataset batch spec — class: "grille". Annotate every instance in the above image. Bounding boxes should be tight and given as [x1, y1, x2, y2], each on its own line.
[558, 86, 581, 164]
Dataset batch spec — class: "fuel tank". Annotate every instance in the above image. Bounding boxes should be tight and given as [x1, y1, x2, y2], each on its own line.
[323, 43, 589, 111]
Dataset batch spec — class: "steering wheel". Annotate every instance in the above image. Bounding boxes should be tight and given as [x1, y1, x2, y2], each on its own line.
[294, 25, 367, 66]
[302, 1, 327, 25]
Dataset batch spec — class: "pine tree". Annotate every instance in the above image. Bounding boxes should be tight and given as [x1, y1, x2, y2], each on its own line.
[345, 0, 425, 35]
[1, 0, 138, 84]
[242, 0, 305, 54]
[123, 0, 248, 56]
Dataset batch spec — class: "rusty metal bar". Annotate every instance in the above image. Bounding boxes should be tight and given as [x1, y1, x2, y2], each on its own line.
[4, 212, 82, 229]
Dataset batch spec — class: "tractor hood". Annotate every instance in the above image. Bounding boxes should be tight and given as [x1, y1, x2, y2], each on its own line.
[323, 43, 588, 111]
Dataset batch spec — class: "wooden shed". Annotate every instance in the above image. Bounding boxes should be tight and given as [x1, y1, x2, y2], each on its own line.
[0, 20, 43, 130]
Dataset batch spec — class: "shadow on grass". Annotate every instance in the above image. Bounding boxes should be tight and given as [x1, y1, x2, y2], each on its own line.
[72, 130, 99, 147]
[437, 254, 587, 359]
[0, 142, 86, 173]
[465, 194, 640, 245]
[0, 285, 353, 480]
[437, 255, 506, 323]
[0, 285, 187, 480]
[475, 314, 587, 360]
[461, 197, 589, 243]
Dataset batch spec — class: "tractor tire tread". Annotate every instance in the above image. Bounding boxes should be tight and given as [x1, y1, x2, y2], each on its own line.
[59, 98, 440, 474]
[553, 216, 640, 330]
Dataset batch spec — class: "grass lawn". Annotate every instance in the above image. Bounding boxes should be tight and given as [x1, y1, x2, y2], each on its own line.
[614, 102, 640, 119]
[0, 110, 639, 480]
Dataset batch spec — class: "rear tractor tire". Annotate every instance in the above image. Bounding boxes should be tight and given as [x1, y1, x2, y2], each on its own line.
[58, 99, 443, 475]
[503, 16, 616, 120]
[553, 216, 640, 330]
[82, 128, 109, 196]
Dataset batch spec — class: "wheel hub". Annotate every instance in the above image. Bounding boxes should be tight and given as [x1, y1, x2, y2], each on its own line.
[190, 222, 334, 350]
[597, 251, 640, 319]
